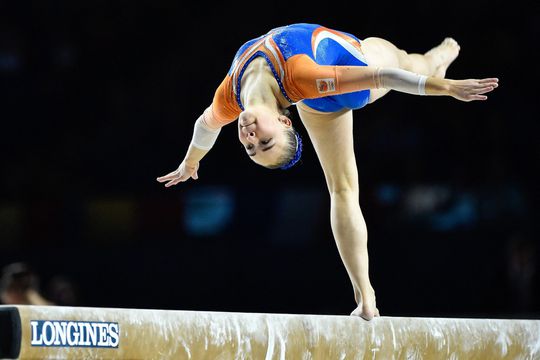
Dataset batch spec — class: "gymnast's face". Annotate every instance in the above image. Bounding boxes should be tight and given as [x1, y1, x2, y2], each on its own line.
[238, 107, 292, 167]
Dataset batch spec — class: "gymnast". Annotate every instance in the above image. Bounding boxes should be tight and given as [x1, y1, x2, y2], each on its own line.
[157, 23, 498, 320]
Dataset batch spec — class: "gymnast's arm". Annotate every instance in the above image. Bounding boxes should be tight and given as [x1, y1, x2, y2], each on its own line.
[157, 76, 240, 187]
[287, 55, 498, 101]
[156, 106, 224, 187]
[347, 67, 498, 101]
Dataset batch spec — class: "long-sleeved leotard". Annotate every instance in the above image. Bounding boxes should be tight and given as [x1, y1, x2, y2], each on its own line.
[205, 23, 375, 128]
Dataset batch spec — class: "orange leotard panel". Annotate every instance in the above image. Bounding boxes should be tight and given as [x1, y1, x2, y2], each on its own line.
[284, 54, 376, 100]
[204, 76, 241, 128]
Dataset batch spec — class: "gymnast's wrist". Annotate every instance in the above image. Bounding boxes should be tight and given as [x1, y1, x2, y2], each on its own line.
[183, 155, 199, 168]
[425, 78, 452, 96]
[184, 142, 209, 165]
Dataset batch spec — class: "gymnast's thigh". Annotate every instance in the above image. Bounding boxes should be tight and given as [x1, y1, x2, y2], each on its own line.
[361, 37, 403, 103]
[296, 102, 358, 191]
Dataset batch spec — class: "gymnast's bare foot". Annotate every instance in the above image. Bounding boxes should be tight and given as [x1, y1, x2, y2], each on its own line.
[351, 303, 380, 320]
[425, 37, 461, 78]
[350, 288, 380, 320]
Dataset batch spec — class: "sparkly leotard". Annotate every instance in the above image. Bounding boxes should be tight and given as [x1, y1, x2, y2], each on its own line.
[207, 23, 372, 126]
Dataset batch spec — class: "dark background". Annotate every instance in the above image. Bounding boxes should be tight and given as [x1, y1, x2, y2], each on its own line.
[1, 0, 538, 318]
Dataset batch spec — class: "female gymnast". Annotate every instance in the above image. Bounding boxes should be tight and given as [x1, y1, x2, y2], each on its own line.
[156, 23, 498, 320]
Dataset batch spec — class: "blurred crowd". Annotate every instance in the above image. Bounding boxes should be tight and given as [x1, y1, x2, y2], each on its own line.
[0, 262, 78, 306]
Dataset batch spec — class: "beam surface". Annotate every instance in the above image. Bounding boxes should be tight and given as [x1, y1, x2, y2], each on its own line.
[0, 305, 539, 359]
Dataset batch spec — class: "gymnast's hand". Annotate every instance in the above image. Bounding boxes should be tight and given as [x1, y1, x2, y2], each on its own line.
[447, 78, 499, 101]
[156, 160, 199, 187]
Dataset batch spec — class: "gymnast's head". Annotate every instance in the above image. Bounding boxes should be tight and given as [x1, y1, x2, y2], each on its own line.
[238, 105, 302, 169]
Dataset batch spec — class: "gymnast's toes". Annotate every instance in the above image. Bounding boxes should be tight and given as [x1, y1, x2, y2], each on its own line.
[350, 304, 379, 320]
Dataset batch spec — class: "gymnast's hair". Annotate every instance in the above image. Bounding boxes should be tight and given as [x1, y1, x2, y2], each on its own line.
[266, 109, 303, 170]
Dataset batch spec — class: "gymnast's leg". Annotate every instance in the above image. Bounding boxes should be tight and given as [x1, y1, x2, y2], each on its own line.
[361, 36, 461, 102]
[297, 103, 378, 320]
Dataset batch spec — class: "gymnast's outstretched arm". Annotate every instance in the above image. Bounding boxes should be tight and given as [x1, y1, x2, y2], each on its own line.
[287, 55, 498, 101]
[157, 106, 223, 187]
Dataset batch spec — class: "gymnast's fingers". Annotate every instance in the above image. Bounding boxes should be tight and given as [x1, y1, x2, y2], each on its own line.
[157, 170, 179, 182]
[475, 79, 498, 91]
[164, 181, 176, 188]
[165, 178, 182, 187]
[474, 86, 495, 95]
[476, 81, 498, 89]
[469, 94, 488, 101]
[479, 78, 499, 85]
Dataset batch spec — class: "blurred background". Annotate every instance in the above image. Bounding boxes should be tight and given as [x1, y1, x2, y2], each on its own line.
[0, 0, 538, 318]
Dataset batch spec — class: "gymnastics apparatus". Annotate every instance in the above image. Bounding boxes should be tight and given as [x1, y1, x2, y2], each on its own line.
[1, 305, 539, 359]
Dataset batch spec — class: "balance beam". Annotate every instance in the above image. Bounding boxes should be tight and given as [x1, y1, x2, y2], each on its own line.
[0, 305, 539, 359]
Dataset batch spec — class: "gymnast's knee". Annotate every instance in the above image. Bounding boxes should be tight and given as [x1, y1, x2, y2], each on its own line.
[326, 172, 358, 197]
[329, 186, 359, 200]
